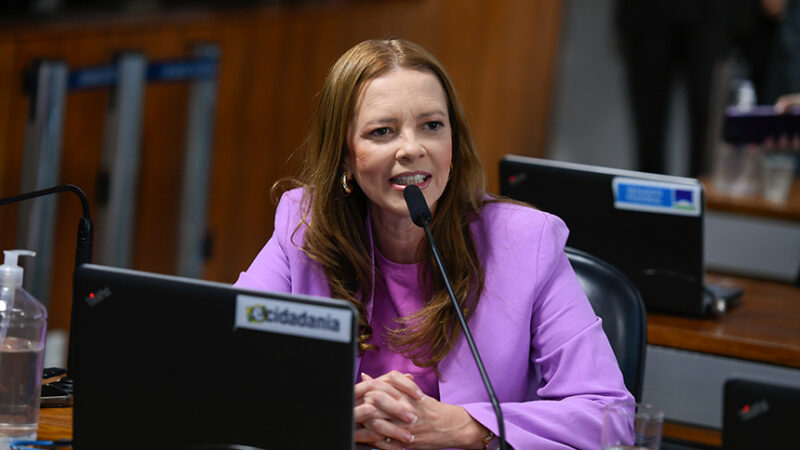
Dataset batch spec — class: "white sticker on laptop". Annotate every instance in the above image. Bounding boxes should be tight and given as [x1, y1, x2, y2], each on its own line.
[612, 177, 701, 216]
[235, 295, 352, 343]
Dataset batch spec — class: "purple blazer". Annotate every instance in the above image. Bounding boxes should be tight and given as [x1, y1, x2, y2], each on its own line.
[236, 188, 634, 449]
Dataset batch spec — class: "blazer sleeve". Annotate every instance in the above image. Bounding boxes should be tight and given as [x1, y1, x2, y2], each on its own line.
[461, 213, 634, 449]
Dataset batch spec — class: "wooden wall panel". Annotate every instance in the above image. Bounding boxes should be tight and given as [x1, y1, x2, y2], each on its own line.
[0, 0, 563, 335]
[0, 42, 15, 193]
[0, 40, 24, 225]
[466, 0, 563, 192]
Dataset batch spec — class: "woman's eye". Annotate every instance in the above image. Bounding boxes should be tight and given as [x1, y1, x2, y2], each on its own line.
[425, 121, 444, 131]
[370, 127, 391, 137]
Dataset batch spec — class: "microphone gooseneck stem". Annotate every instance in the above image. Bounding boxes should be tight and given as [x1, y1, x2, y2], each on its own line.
[0, 184, 93, 267]
[421, 223, 508, 450]
[0, 184, 91, 219]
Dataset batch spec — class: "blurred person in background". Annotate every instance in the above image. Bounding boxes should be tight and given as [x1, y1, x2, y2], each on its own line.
[616, 0, 725, 177]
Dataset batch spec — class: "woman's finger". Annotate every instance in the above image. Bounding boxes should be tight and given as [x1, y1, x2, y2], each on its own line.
[363, 417, 416, 447]
[355, 421, 410, 450]
[378, 370, 425, 401]
[354, 399, 391, 422]
[368, 437, 410, 450]
[363, 390, 419, 424]
[354, 425, 385, 443]
[357, 373, 417, 403]
[354, 373, 376, 399]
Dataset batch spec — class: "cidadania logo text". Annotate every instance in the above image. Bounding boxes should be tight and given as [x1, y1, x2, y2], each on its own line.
[246, 304, 341, 332]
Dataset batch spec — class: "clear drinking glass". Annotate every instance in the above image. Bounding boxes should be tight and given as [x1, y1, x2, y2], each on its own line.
[761, 153, 797, 204]
[602, 402, 663, 450]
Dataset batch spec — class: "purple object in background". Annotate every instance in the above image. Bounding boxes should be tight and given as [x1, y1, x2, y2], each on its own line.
[724, 105, 800, 144]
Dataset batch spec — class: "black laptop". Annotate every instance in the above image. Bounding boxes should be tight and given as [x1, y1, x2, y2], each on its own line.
[71, 264, 358, 450]
[723, 377, 800, 449]
[499, 155, 742, 317]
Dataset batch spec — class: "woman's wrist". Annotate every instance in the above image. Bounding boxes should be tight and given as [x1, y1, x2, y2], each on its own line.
[448, 406, 491, 449]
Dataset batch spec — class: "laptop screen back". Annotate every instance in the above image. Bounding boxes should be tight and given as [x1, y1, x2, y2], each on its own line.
[723, 377, 800, 449]
[71, 264, 357, 450]
[500, 155, 708, 316]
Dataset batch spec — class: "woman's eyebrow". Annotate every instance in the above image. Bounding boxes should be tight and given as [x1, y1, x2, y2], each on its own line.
[363, 117, 398, 127]
[418, 110, 447, 119]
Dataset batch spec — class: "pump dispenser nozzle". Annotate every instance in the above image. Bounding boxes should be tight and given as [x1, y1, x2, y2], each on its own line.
[0, 250, 36, 289]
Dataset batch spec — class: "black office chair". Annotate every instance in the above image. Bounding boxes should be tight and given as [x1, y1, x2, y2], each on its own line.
[565, 246, 647, 400]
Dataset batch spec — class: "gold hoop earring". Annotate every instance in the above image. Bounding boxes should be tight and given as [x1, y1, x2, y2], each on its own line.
[342, 173, 353, 195]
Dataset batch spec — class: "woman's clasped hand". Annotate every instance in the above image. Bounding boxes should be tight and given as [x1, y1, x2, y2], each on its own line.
[355, 371, 487, 450]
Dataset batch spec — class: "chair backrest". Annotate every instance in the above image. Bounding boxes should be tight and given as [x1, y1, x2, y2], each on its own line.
[565, 246, 647, 400]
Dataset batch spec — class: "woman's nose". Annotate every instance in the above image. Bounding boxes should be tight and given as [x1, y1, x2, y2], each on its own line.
[395, 131, 425, 160]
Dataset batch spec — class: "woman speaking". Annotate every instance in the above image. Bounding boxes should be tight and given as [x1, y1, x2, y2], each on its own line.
[235, 38, 633, 449]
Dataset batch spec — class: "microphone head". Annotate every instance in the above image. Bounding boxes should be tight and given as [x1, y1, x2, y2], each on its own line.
[403, 185, 432, 227]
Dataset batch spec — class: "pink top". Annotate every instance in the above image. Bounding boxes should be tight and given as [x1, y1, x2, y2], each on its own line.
[357, 249, 440, 399]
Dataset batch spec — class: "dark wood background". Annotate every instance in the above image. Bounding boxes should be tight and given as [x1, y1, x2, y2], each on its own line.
[0, 0, 563, 332]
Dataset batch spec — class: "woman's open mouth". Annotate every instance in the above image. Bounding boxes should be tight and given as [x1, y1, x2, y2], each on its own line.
[389, 173, 430, 186]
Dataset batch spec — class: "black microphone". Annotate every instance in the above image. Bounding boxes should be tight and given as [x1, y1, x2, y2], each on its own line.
[403, 185, 507, 450]
[0, 184, 94, 269]
[0, 184, 94, 383]
[405, 188, 431, 227]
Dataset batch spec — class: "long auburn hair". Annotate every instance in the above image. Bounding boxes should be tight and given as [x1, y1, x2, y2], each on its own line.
[284, 38, 487, 367]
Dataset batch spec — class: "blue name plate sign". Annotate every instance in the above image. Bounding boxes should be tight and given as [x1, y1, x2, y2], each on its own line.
[612, 177, 701, 216]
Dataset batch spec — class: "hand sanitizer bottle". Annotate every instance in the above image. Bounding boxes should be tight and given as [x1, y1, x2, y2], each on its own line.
[0, 250, 47, 449]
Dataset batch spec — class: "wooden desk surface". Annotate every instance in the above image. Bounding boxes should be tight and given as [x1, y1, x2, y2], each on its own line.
[701, 176, 800, 222]
[648, 273, 800, 368]
[38, 407, 72, 441]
